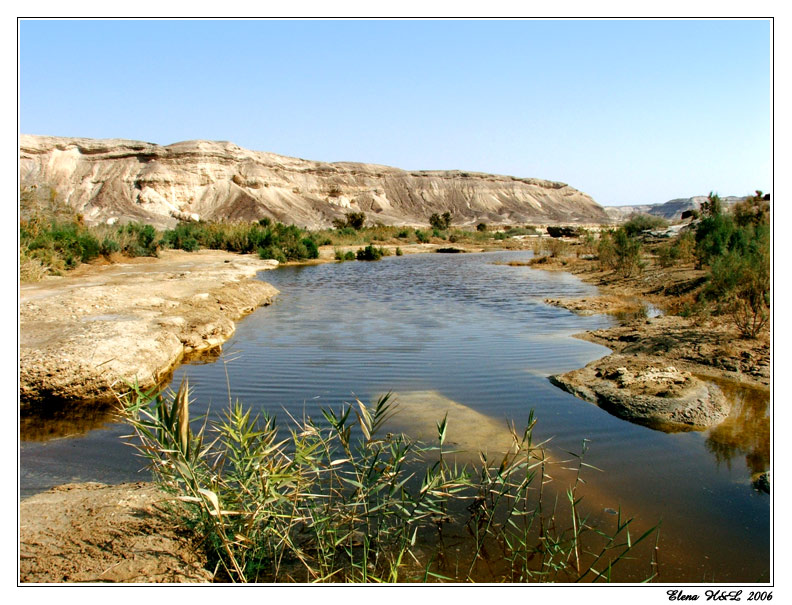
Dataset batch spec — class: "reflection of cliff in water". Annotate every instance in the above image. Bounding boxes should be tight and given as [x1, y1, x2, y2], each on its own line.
[20, 347, 225, 442]
[703, 377, 770, 474]
[21, 403, 119, 441]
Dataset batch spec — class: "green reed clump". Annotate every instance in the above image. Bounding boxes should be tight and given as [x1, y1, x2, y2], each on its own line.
[122, 383, 658, 583]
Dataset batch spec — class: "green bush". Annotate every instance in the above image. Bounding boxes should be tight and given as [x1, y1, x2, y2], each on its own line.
[120, 222, 160, 256]
[621, 214, 668, 237]
[163, 223, 201, 252]
[699, 223, 769, 337]
[692, 189, 770, 337]
[258, 245, 287, 263]
[334, 248, 357, 262]
[429, 211, 453, 230]
[356, 244, 387, 261]
[598, 228, 644, 276]
[415, 229, 429, 244]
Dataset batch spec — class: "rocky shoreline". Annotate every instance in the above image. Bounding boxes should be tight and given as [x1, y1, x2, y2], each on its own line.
[534, 257, 769, 431]
[19, 250, 279, 410]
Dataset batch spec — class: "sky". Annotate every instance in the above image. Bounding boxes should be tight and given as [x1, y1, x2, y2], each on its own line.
[19, 19, 772, 207]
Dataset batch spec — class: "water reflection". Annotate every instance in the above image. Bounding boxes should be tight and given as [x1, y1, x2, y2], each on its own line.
[704, 377, 770, 475]
[20, 402, 119, 441]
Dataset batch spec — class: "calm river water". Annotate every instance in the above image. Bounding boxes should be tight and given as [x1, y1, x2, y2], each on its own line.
[20, 250, 770, 583]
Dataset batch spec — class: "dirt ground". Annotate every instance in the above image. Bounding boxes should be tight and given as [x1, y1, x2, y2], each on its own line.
[19, 482, 211, 583]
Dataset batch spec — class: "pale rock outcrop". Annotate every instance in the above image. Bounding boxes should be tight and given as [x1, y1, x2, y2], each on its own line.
[21, 135, 609, 229]
[19, 250, 279, 408]
[550, 355, 730, 430]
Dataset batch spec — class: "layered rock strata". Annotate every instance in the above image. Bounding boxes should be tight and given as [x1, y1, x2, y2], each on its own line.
[21, 135, 609, 229]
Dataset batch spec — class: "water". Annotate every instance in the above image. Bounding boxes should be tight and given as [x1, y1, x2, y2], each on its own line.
[19, 250, 770, 582]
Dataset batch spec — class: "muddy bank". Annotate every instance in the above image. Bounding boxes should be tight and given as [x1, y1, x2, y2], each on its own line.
[20, 482, 211, 583]
[527, 256, 769, 430]
[20, 250, 279, 410]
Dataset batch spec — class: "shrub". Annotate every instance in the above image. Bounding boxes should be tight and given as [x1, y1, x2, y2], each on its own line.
[733, 191, 770, 227]
[476, 223, 487, 232]
[120, 222, 160, 256]
[598, 228, 644, 276]
[333, 211, 366, 230]
[415, 229, 429, 244]
[621, 214, 668, 237]
[258, 246, 286, 264]
[395, 247, 403, 256]
[356, 244, 387, 261]
[546, 238, 568, 258]
[163, 223, 201, 252]
[334, 248, 357, 262]
[700, 224, 769, 338]
[656, 231, 695, 267]
[429, 211, 453, 231]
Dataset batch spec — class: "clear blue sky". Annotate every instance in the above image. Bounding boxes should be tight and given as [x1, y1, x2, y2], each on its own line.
[19, 19, 771, 207]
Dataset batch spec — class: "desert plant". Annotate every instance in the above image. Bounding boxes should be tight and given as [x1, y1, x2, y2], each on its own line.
[121, 384, 658, 583]
[546, 238, 568, 258]
[700, 225, 769, 338]
[333, 212, 367, 231]
[621, 214, 668, 237]
[429, 212, 453, 231]
[733, 191, 770, 228]
[356, 244, 387, 261]
[598, 229, 644, 277]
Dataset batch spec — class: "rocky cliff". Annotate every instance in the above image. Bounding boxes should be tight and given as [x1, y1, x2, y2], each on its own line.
[20, 135, 608, 229]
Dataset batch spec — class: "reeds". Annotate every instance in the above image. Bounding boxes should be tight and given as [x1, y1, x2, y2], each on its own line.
[121, 383, 658, 583]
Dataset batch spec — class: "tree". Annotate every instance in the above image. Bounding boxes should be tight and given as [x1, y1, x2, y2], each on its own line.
[700, 192, 723, 218]
[429, 212, 452, 230]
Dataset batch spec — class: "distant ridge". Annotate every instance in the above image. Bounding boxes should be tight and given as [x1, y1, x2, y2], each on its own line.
[604, 195, 750, 222]
[20, 135, 608, 228]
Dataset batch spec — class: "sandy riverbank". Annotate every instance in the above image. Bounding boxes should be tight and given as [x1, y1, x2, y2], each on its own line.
[19, 250, 279, 410]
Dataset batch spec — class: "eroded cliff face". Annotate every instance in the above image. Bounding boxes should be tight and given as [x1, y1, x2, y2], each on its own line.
[20, 135, 608, 228]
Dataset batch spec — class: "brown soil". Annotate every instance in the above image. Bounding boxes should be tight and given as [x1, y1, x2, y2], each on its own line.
[19, 482, 211, 583]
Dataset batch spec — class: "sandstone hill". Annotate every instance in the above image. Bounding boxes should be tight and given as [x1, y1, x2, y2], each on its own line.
[20, 135, 608, 229]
